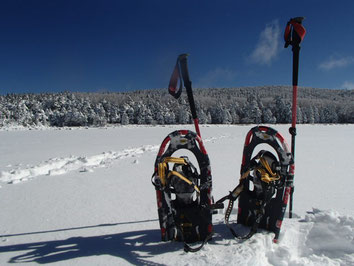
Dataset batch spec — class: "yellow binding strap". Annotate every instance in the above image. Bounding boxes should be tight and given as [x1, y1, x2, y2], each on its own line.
[167, 171, 200, 194]
[163, 157, 187, 165]
[158, 162, 167, 186]
[157, 157, 189, 188]
[257, 157, 280, 183]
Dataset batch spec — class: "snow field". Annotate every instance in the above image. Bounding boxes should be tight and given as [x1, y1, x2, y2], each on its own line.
[0, 124, 353, 265]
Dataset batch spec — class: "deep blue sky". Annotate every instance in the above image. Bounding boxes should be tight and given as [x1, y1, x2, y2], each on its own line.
[1, 0, 354, 94]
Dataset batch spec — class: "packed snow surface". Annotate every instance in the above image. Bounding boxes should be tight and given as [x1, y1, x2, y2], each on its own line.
[0, 124, 353, 265]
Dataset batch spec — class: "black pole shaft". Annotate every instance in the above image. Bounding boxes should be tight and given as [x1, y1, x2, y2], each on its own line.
[178, 54, 201, 137]
[292, 46, 300, 87]
[179, 55, 198, 120]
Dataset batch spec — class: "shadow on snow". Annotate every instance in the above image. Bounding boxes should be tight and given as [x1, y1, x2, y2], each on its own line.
[0, 221, 232, 265]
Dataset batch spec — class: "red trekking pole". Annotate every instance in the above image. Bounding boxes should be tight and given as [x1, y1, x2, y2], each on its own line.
[284, 17, 306, 218]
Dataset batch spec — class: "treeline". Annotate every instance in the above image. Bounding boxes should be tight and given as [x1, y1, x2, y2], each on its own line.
[0, 86, 353, 127]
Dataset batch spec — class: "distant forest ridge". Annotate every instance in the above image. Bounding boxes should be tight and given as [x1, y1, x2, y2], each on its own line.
[1, 86, 353, 127]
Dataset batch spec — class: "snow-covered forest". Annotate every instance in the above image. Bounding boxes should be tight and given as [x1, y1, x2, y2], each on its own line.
[1, 86, 353, 127]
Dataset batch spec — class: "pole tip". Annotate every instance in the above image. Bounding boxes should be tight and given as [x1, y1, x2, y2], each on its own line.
[291, 17, 305, 24]
[178, 53, 190, 61]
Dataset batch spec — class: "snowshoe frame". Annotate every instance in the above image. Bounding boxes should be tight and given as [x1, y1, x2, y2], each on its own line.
[152, 130, 213, 245]
[237, 126, 294, 241]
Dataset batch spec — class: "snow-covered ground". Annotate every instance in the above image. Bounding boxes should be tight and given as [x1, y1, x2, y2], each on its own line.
[0, 124, 353, 265]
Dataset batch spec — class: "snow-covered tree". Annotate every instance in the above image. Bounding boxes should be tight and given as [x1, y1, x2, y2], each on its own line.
[273, 96, 291, 123]
[0, 86, 353, 127]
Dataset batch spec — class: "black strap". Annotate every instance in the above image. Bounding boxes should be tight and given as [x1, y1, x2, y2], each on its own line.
[183, 232, 213, 253]
[214, 182, 248, 239]
[224, 199, 264, 240]
[222, 184, 259, 240]
[215, 169, 275, 240]
[168, 59, 183, 99]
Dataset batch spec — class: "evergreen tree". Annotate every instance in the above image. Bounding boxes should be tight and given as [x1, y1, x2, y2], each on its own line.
[240, 95, 262, 124]
[273, 96, 291, 123]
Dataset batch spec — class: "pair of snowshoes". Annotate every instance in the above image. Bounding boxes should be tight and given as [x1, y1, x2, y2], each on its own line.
[151, 126, 294, 251]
